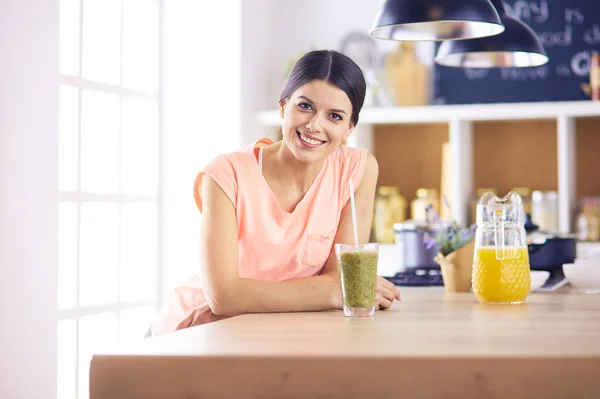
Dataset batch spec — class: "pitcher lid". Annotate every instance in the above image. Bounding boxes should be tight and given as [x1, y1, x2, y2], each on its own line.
[478, 191, 523, 206]
[476, 191, 525, 225]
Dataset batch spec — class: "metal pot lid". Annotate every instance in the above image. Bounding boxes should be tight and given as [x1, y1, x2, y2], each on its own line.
[527, 231, 577, 245]
[527, 232, 548, 245]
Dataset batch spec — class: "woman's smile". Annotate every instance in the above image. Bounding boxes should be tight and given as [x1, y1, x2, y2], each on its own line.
[296, 130, 327, 148]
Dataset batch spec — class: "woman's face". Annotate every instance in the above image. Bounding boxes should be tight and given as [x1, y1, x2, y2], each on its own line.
[279, 79, 354, 163]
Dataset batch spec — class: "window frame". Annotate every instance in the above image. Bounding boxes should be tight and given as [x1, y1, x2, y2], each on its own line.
[57, 0, 164, 397]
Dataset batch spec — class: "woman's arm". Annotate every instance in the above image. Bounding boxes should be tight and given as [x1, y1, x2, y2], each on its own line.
[199, 152, 397, 316]
[199, 171, 339, 316]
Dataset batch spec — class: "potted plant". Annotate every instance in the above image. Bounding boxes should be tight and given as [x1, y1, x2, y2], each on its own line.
[423, 199, 476, 292]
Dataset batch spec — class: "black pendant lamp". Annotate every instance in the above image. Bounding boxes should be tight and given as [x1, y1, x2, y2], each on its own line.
[369, 0, 505, 42]
[434, 0, 548, 67]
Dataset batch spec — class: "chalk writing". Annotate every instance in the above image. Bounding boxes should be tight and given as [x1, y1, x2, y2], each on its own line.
[431, 97, 447, 105]
[501, 66, 550, 81]
[564, 7, 584, 25]
[538, 25, 571, 48]
[463, 68, 489, 80]
[584, 24, 600, 45]
[556, 64, 571, 77]
[504, 0, 549, 23]
[433, 0, 600, 104]
[571, 50, 592, 77]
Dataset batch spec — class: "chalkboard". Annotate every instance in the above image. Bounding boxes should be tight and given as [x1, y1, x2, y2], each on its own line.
[432, 0, 600, 105]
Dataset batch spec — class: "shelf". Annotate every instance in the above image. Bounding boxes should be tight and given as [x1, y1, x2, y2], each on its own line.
[257, 100, 600, 126]
[256, 101, 600, 235]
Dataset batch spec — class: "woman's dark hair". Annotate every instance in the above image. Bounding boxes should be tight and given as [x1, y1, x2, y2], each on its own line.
[279, 50, 367, 127]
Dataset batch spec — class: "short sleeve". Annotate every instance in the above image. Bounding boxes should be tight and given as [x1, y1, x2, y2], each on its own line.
[193, 154, 238, 213]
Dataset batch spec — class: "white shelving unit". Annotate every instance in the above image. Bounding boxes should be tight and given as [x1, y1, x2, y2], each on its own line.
[258, 101, 600, 126]
[258, 100, 600, 233]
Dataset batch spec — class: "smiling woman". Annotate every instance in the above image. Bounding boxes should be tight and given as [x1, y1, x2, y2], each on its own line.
[278, 80, 353, 164]
[150, 50, 401, 336]
[275, 51, 365, 144]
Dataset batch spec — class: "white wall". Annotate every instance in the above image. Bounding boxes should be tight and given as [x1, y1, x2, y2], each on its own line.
[240, 0, 273, 144]
[161, 0, 242, 304]
[0, 1, 59, 399]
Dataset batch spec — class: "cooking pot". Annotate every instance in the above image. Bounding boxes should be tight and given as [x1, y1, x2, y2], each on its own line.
[525, 214, 577, 271]
[527, 233, 577, 271]
[393, 221, 442, 271]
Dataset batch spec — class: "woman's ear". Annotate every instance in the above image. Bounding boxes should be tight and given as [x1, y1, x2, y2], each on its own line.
[345, 124, 355, 140]
[278, 100, 286, 119]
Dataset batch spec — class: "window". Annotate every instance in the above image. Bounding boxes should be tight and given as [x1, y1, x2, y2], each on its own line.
[58, 0, 161, 398]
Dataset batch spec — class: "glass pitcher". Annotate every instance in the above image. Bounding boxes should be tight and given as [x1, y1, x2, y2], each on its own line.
[472, 191, 531, 304]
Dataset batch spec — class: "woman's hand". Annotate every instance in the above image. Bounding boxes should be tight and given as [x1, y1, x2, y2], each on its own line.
[330, 276, 401, 310]
[376, 276, 401, 310]
[330, 279, 344, 309]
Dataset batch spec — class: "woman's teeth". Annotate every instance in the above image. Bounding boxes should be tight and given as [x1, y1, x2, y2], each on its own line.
[298, 131, 324, 146]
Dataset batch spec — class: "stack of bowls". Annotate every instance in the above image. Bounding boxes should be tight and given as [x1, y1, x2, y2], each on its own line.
[562, 257, 600, 294]
[530, 270, 550, 291]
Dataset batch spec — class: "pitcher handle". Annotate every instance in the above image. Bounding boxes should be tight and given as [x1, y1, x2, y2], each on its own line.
[493, 208, 505, 260]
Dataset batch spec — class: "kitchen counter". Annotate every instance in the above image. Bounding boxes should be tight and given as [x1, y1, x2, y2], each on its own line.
[90, 290, 600, 399]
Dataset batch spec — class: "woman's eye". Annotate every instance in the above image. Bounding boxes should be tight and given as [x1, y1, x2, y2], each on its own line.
[330, 113, 342, 121]
[298, 102, 312, 110]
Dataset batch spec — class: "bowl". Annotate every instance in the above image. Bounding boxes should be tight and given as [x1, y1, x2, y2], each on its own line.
[562, 263, 600, 294]
[574, 258, 600, 265]
[530, 270, 550, 291]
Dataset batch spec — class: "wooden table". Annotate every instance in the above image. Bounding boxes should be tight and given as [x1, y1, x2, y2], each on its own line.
[90, 290, 600, 399]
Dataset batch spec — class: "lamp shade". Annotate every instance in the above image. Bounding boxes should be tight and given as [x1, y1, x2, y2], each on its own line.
[369, 0, 504, 42]
[434, 0, 548, 67]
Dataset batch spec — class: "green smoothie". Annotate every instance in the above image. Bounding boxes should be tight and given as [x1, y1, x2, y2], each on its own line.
[339, 251, 378, 308]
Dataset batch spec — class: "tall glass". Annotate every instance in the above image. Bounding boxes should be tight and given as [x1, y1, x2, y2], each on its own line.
[335, 243, 379, 317]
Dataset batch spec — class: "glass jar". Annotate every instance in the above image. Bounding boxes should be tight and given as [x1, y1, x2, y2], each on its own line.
[411, 188, 439, 221]
[577, 197, 592, 242]
[372, 186, 407, 244]
[591, 50, 599, 101]
[531, 190, 559, 233]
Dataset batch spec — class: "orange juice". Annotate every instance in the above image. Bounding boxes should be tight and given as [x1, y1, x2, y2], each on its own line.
[472, 247, 531, 304]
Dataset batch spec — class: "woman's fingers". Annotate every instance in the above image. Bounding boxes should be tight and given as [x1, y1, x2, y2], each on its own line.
[376, 292, 393, 310]
[378, 276, 399, 296]
[377, 276, 401, 301]
[377, 283, 397, 302]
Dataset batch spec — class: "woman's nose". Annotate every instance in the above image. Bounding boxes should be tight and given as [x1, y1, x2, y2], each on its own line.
[306, 113, 324, 132]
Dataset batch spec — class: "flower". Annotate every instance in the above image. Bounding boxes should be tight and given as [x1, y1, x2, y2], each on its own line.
[422, 197, 476, 257]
